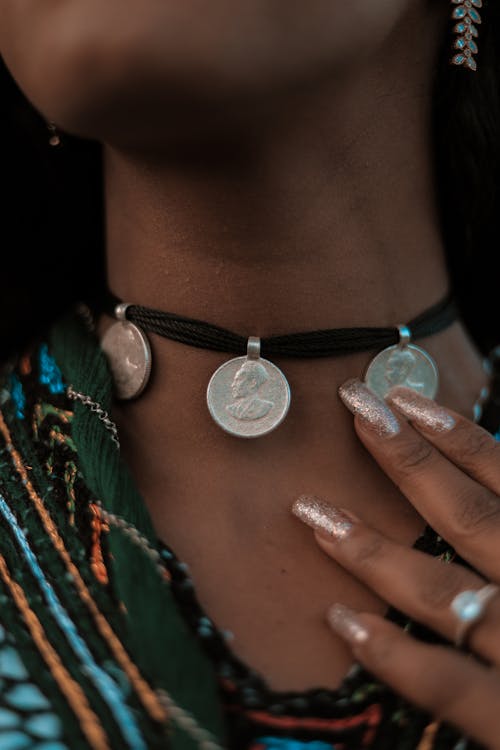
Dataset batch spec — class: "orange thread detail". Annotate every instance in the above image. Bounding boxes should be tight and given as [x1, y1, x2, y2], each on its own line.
[64, 462, 78, 527]
[32, 404, 42, 441]
[0, 553, 110, 750]
[0, 410, 168, 725]
[50, 429, 66, 446]
[89, 503, 110, 586]
[238, 702, 381, 742]
[416, 721, 440, 750]
[19, 355, 32, 376]
[161, 568, 172, 583]
[33, 402, 73, 442]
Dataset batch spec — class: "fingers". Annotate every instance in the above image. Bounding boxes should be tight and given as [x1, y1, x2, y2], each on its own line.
[326, 608, 500, 750]
[292, 496, 500, 665]
[386, 385, 500, 496]
[337, 379, 500, 580]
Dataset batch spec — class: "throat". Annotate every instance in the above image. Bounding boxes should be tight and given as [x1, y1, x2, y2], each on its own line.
[102, 99, 451, 335]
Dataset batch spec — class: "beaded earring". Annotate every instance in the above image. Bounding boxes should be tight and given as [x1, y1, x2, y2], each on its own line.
[450, 0, 482, 71]
[46, 120, 61, 147]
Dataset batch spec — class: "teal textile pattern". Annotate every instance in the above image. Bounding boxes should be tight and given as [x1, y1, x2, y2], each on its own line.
[0, 625, 68, 749]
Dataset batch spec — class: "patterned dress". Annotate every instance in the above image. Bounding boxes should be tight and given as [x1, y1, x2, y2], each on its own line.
[0, 306, 498, 750]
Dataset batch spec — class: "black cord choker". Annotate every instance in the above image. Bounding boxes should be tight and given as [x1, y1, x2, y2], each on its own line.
[95, 289, 458, 438]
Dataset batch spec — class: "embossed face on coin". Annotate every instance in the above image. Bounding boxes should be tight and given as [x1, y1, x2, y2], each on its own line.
[385, 347, 419, 386]
[100, 321, 152, 400]
[207, 355, 291, 438]
[364, 344, 438, 400]
[230, 360, 269, 399]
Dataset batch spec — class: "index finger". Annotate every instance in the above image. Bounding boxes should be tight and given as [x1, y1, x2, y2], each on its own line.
[338, 380, 500, 579]
[386, 385, 500, 495]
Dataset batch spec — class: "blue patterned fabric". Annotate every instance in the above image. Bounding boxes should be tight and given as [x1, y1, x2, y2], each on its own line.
[0, 495, 146, 750]
[7, 375, 25, 420]
[38, 345, 65, 395]
[0, 625, 68, 749]
[256, 739, 335, 749]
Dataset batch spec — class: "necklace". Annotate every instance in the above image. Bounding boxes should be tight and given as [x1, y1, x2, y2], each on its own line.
[93, 289, 460, 438]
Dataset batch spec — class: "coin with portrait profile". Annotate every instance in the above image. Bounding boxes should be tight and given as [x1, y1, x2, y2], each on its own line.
[364, 343, 438, 400]
[206, 354, 291, 438]
[100, 321, 152, 400]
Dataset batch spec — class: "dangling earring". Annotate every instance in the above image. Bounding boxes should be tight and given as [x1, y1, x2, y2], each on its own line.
[450, 0, 482, 71]
[46, 120, 62, 147]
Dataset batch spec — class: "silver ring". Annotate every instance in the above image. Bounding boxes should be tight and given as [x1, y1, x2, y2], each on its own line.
[450, 583, 500, 647]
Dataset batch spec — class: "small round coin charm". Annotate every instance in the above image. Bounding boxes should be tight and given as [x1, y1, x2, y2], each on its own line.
[364, 324, 439, 400]
[206, 337, 291, 438]
[100, 303, 152, 400]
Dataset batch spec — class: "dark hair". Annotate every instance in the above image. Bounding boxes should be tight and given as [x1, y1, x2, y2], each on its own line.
[0, 59, 105, 359]
[1, 4, 499, 360]
[432, 0, 500, 355]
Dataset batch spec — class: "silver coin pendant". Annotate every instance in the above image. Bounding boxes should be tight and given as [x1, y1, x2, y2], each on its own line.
[364, 343, 439, 400]
[100, 320, 152, 400]
[207, 337, 291, 438]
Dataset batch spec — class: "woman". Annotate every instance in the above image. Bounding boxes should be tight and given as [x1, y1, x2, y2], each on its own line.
[1, 1, 500, 748]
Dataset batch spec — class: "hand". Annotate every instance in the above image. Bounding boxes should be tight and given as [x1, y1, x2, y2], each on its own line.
[292, 379, 500, 750]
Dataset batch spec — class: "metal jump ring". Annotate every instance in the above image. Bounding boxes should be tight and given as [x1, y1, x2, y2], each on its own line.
[451, 583, 500, 648]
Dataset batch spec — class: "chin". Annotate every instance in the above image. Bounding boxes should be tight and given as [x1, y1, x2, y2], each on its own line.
[2, 0, 417, 150]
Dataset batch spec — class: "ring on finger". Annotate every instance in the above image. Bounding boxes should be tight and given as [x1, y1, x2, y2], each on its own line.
[450, 583, 500, 648]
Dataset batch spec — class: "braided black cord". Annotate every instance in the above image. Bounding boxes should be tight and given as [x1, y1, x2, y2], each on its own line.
[98, 289, 459, 359]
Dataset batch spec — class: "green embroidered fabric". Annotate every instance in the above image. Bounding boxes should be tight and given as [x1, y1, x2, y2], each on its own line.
[0, 305, 498, 750]
[0, 308, 226, 750]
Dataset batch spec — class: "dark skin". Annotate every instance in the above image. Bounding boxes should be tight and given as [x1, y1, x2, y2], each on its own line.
[1, 3, 497, 733]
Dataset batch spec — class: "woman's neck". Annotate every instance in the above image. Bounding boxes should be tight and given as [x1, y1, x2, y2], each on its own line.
[92, 11, 495, 693]
[103, 36, 450, 334]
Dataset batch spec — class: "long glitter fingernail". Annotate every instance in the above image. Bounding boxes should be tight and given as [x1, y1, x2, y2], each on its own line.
[327, 603, 370, 645]
[292, 495, 355, 540]
[385, 386, 456, 433]
[338, 378, 401, 437]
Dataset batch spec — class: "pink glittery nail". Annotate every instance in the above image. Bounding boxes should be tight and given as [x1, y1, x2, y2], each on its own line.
[327, 603, 370, 645]
[292, 495, 355, 540]
[338, 379, 400, 438]
[385, 386, 456, 433]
